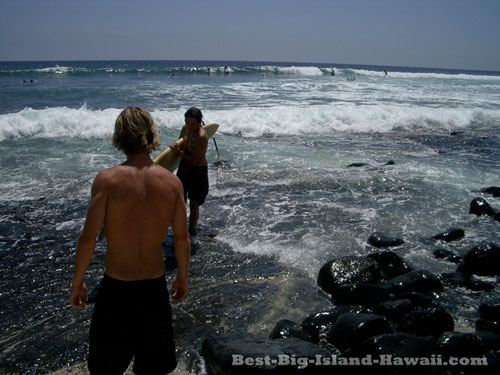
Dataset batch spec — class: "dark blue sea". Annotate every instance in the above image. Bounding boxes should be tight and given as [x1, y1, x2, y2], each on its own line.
[1, 60, 500, 374]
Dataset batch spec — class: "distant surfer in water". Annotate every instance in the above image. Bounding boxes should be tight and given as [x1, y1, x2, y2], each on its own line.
[170, 107, 209, 236]
[69, 107, 190, 374]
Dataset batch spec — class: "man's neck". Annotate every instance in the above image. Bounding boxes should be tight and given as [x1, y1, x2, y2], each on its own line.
[124, 151, 154, 168]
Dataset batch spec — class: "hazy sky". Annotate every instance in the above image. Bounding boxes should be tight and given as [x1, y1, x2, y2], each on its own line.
[1, 0, 499, 71]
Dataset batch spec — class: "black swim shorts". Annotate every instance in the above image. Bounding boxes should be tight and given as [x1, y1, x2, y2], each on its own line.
[177, 164, 209, 205]
[88, 274, 177, 375]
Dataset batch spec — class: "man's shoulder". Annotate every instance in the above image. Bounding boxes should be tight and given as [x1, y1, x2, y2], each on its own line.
[96, 165, 123, 179]
[151, 164, 182, 184]
[199, 127, 209, 140]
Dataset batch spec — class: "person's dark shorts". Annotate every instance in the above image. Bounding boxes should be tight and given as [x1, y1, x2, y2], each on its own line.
[177, 164, 209, 205]
[89, 274, 177, 375]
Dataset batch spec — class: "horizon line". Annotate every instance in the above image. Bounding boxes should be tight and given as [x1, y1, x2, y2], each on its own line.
[1, 58, 499, 74]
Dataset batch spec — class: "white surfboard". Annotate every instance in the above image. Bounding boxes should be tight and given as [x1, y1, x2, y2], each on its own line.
[154, 123, 219, 172]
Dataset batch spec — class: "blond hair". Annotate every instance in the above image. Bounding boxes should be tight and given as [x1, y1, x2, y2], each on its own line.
[112, 107, 160, 154]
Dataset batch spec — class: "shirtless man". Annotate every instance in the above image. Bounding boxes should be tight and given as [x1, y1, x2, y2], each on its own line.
[69, 107, 190, 375]
[170, 107, 209, 235]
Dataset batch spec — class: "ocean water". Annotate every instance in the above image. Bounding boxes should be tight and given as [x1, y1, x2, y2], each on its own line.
[1, 60, 500, 373]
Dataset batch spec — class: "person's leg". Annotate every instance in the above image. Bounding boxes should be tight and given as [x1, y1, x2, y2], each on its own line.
[88, 276, 134, 375]
[133, 276, 177, 375]
[187, 166, 208, 235]
[188, 200, 199, 235]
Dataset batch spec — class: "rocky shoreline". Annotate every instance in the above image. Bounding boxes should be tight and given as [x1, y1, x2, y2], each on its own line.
[201, 191, 500, 375]
[7, 189, 498, 375]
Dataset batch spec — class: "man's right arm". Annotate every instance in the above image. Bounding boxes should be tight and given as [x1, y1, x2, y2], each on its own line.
[170, 183, 190, 302]
[69, 171, 108, 308]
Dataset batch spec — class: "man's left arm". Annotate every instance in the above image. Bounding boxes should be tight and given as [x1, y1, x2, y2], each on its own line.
[69, 171, 108, 309]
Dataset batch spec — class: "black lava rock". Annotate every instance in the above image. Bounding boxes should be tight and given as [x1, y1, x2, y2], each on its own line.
[479, 304, 500, 321]
[433, 248, 462, 264]
[317, 256, 380, 295]
[396, 306, 454, 337]
[476, 319, 500, 337]
[327, 313, 393, 352]
[457, 243, 500, 276]
[437, 331, 500, 357]
[300, 305, 365, 342]
[469, 197, 496, 217]
[433, 228, 465, 242]
[345, 332, 434, 358]
[373, 298, 424, 321]
[269, 319, 314, 343]
[481, 186, 500, 197]
[368, 232, 405, 248]
[330, 282, 392, 307]
[439, 272, 494, 292]
[201, 333, 332, 375]
[367, 251, 413, 280]
[388, 270, 444, 295]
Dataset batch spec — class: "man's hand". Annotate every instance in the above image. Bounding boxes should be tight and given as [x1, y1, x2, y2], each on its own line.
[170, 276, 187, 302]
[168, 142, 178, 151]
[70, 282, 87, 309]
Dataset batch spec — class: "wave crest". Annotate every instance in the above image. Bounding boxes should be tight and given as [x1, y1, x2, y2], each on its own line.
[1, 105, 496, 141]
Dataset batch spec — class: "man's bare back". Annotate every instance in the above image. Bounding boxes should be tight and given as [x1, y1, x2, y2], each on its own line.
[100, 154, 186, 280]
[70, 150, 190, 308]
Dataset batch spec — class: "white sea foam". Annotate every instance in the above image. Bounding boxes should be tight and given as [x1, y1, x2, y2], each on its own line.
[349, 68, 500, 80]
[34, 65, 72, 74]
[274, 66, 324, 76]
[1, 104, 497, 141]
[0, 106, 120, 140]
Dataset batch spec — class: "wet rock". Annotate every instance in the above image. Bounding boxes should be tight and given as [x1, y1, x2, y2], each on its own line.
[347, 162, 369, 168]
[331, 282, 392, 307]
[213, 160, 231, 168]
[485, 352, 500, 375]
[396, 306, 454, 337]
[345, 332, 433, 358]
[476, 304, 500, 337]
[368, 232, 405, 248]
[317, 256, 380, 295]
[457, 243, 500, 276]
[479, 304, 500, 321]
[437, 331, 500, 357]
[393, 292, 435, 307]
[269, 320, 314, 343]
[469, 197, 496, 217]
[326, 313, 393, 352]
[373, 299, 422, 320]
[300, 305, 365, 342]
[347, 161, 394, 168]
[367, 251, 413, 279]
[433, 248, 462, 263]
[495, 212, 500, 222]
[201, 333, 331, 375]
[482, 186, 500, 197]
[439, 272, 494, 292]
[388, 270, 443, 295]
[433, 228, 465, 242]
[476, 319, 500, 337]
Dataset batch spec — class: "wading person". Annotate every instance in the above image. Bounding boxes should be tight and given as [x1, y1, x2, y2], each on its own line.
[69, 107, 190, 375]
[170, 107, 209, 236]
